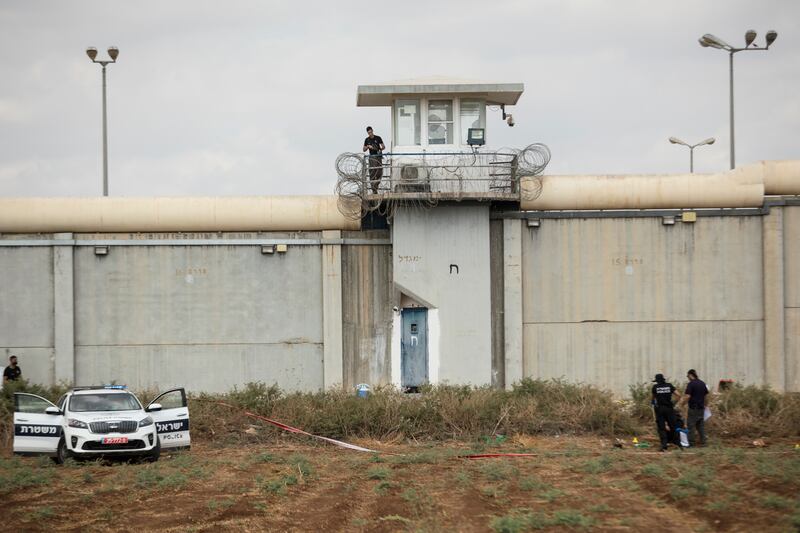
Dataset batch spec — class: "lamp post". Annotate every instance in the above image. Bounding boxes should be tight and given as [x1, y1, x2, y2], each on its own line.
[668, 137, 715, 173]
[86, 46, 119, 196]
[698, 30, 777, 170]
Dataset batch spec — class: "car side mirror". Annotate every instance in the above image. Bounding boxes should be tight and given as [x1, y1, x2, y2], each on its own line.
[146, 403, 162, 412]
[45, 406, 61, 415]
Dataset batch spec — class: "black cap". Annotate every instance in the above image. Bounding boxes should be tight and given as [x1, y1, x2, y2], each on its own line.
[653, 373, 665, 383]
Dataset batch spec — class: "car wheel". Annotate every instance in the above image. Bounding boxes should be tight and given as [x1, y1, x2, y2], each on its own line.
[147, 437, 161, 463]
[52, 438, 69, 465]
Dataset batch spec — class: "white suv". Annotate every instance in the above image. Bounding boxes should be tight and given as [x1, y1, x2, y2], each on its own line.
[13, 386, 191, 463]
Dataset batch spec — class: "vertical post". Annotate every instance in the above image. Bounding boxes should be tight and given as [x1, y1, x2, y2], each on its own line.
[729, 52, 735, 170]
[53, 233, 75, 385]
[322, 230, 344, 389]
[689, 147, 694, 173]
[503, 219, 524, 389]
[762, 207, 786, 392]
[102, 64, 108, 196]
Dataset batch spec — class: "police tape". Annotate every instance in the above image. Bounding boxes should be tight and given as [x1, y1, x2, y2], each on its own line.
[214, 401, 378, 453]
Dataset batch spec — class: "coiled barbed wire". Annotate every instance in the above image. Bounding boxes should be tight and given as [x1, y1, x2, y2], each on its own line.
[334, 143, 550, 219]
[517, 143, 551, 201]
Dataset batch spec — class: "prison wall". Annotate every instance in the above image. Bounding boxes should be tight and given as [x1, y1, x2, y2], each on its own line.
[0, 244, 55, 385]
[784, 206, 800, 392]
[512, 210, 800, 395]
[341, 230, 394, 389]
[0, 230, 396, 393]
[72, 236, 325, 392]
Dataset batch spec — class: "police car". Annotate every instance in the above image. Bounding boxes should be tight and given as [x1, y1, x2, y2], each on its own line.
[12, 386, 190, 463]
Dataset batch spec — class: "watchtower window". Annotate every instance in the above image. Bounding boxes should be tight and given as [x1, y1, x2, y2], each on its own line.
[428, 100, 453, 145]
[395, 99, 421, 146]
[460, 99, 485, 145]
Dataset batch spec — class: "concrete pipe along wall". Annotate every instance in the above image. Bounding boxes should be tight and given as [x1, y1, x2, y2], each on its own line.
[0, 196, 360, 233]
[520, 160, 800, 211]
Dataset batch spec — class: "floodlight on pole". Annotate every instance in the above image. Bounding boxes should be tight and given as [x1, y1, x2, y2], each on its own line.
[698, 30, 778, 170]
[668, 136, 716, 173]
[765, 30, 778, 48]
[86, 46, 119, 196]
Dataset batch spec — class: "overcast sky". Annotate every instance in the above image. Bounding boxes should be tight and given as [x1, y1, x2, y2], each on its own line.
[0, 0, 797, 197]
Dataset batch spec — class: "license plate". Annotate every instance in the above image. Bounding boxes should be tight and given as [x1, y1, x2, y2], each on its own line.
[102, 437, 128, 444]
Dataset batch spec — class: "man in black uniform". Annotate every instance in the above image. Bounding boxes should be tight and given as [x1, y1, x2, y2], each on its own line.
[3, 355, 22, 383]
[362, 126, 385, 194]
[681, 369, 709, 447]
[651, 373, 680, 451]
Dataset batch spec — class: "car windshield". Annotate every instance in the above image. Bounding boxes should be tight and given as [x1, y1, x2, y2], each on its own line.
[69, 393, 142, 412]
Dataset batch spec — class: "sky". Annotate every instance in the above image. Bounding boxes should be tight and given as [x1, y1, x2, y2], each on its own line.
[0, 0, 797, 197]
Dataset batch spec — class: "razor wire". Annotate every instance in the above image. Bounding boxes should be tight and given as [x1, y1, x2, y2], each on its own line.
[334, 143, 550, 220]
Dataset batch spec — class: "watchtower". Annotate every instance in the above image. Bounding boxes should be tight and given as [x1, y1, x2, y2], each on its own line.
[349, 77, 529, 200]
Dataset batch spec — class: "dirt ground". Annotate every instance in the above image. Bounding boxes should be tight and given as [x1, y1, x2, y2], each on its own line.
[1, 435, 799, 532]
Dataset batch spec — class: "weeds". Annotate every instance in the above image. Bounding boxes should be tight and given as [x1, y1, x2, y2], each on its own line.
[207, 497, 236, 512]
[479, 461, 519, 481]
[31, 506, 55, 521]
[552, 510, 594, 528]
[0, 464, 54, 491]
[581, 455, 613, 474]
[490, 510, 548, 532]
[367, 467, 390, 480]
[135, 467, 189, 489]
[258, 473, 298, 495]
[519, 477, 547, 492]
[490, 509, 593, 532]
[539, 488, 563, 503]
[374, 480, 394, 494]
[640, 463, 667, 479]
[759, 494, 792, 509]
[588, 503, 611, 513]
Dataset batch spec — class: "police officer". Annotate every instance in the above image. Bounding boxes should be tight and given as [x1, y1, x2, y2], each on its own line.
[651, 373, 681, 451]
[680, 369, 709, 447]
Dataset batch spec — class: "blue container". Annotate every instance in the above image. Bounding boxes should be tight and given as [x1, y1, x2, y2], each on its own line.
[356, 383, 370, 398]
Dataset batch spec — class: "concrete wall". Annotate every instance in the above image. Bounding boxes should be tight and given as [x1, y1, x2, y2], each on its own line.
[0, 245, 55, 385]
[519, 215, 766, 394]
[0, 230, 396, 393]
[784, 206, 800, 391]
[72, 241, 324, 392]
[2, 204, 797, 396]
[392, 205, 492, 385]
[341, 231, 394, 389]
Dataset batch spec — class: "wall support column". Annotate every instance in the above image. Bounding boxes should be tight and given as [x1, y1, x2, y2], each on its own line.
[503, 219, 523, 389]
[763, 208, 786, 391]
[322, 230, 344, 389]
[53, 233, 75, 385]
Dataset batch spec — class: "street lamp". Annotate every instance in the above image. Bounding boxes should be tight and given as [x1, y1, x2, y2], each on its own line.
[669, 137, 715, 173]
[698, 30, 777, 170]
[86, 46, 119, 196]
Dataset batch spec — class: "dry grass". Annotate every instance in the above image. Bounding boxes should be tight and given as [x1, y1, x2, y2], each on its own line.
[3, 379, 799, 449]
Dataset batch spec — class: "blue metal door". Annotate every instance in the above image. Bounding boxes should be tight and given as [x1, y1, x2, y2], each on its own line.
[401, 308, 428, 389]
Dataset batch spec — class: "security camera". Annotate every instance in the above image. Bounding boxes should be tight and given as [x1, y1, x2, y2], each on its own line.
[392, 306, 399, 313]
[506, 114, 515, 127]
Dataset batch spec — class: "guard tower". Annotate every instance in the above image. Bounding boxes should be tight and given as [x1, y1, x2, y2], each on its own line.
[348, 77, 533, 202]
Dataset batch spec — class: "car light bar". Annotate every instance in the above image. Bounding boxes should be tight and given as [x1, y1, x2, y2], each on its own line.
[72, 384, 129, 391]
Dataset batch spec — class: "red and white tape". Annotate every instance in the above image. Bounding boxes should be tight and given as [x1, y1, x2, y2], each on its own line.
[216, 401, 377, 453]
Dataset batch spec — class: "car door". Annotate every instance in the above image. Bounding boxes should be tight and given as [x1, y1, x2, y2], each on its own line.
[13, 393, 64, 455]
[146, 388, 190, 450]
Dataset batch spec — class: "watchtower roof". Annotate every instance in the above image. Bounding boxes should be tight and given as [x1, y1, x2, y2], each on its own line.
[357, 77, 524, 107]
